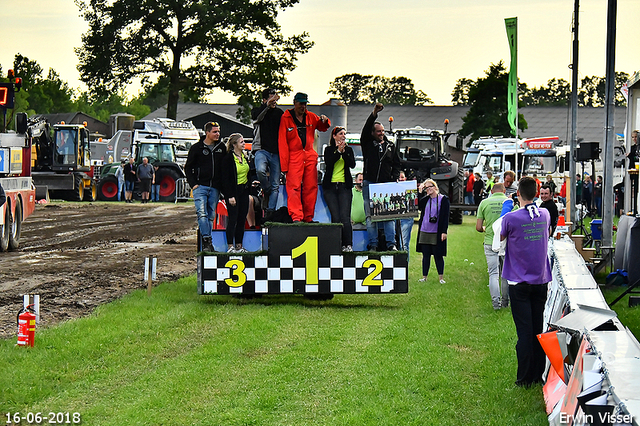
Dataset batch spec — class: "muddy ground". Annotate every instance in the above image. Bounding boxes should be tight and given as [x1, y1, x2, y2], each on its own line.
[0, 201, 199, 339]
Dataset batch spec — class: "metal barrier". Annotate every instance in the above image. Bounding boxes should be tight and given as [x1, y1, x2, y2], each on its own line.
[175, 178, 192, 203]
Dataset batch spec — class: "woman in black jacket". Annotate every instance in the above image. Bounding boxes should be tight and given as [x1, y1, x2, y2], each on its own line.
[416, 179, 450, 283]
[221, 133, 251, 253]
[322, 126, 356, 251]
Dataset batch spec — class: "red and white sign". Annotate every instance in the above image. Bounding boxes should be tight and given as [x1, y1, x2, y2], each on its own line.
[523, 136, 560, 149]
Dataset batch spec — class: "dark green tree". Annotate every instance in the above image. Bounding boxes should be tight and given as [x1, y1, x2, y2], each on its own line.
[327, 73, 372, 104]
[578, 72, 628, 107]
[451, 78, 473, 106]
[527, 78, 571, 106]
[12, 54, 75, 114]
[328, 74, 432, 105]
[75, 0, 313, 120]
[74, 91, 151, 122]
[458, 61, 527, 142]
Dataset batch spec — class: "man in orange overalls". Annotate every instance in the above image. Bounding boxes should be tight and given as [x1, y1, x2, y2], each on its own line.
[278, 92, 330, 222]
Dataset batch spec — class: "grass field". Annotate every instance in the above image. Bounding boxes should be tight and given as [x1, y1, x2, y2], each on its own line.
[2, 216, 636, 425]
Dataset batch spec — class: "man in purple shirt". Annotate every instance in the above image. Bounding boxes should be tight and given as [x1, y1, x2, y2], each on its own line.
[500, 176, 551, 388]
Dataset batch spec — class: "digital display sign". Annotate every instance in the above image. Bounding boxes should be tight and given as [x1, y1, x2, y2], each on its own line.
[0, 83, 15, 108]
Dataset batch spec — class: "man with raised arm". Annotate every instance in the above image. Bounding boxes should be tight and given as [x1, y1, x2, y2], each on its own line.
[360, 102, 402, 251]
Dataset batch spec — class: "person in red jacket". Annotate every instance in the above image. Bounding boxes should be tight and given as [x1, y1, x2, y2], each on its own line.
[278, 92, 330, 222]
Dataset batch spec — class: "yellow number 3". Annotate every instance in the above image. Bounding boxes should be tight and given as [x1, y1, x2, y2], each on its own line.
[225, 259, 247, 287]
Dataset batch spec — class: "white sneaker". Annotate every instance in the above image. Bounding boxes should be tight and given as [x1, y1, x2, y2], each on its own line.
[439, 279, 446, 284]
[227, 246, 236, 253]
[342, 245, 353, 252]
[235, 247, 248, 254]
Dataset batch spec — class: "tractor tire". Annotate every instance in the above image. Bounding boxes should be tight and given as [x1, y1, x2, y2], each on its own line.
[9, 197, 22, 250]
[68, 175, 85, 201]
[449, 167, 465, 225]
[83, 180, 98, 202]
[98, 177, 119, 201]
[0, 204, 10, 252]
[157, 168, 181, 202]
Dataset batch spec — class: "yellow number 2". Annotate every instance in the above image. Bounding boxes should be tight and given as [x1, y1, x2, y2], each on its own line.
[362, 259, 383, 286]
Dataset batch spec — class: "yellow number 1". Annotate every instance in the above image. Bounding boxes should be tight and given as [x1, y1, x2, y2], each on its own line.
[291, 236, 319, 284]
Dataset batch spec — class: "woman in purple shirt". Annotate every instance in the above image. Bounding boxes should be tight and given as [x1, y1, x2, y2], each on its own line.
[416, 179, 450, 284]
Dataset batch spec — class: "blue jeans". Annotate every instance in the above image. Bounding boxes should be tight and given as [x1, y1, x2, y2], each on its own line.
[193, 185, 220, 238]
[117, 180, 125, 201]
[125, 180, 135, 192]
[400, 218, 413, 260]
[254, 150, 280, 211]
[363, 180, 396, 249]
[152, 184, 160, 201]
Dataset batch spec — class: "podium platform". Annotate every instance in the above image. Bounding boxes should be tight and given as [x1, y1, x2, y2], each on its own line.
[197, 223, 408, 296]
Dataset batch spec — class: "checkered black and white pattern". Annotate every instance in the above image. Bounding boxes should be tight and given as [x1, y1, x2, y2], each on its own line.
[198, 254, 408, 295]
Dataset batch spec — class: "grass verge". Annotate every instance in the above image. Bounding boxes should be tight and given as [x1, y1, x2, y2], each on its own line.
[0, 216, 603, 425]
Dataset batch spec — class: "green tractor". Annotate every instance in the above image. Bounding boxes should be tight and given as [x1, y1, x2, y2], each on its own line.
[98, 128, 186, 202]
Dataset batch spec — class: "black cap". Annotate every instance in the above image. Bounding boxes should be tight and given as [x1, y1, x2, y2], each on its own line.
[262, 88, 276, 99]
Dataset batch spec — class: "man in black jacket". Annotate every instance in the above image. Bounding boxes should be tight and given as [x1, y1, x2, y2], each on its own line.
[185, 122, 227, 252]
[360, 102, 402, 251]
[251, 88, 284, 217]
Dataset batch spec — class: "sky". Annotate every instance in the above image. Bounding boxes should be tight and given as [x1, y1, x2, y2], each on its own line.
[1, 0, 639, 106]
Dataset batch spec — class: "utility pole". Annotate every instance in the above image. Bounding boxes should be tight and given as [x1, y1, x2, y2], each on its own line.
[569, 0, 579, 225]
[602, 0, 617, 249]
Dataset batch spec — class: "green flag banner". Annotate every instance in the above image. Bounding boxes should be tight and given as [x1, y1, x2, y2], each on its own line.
[505, 17, 518, 137]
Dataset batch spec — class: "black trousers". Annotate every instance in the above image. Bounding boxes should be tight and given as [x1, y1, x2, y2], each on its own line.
[509, 282, 548, 386]
[225, 184, 250, 246]
[323, 183, 353, 246]
[420, 244, 444, 276]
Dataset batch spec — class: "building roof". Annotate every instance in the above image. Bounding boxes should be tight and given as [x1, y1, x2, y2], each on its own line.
[39, 112, 109, 139]
[143, 102, 627, 148]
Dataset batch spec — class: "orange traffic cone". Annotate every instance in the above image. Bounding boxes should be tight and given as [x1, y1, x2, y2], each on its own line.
[557, 215, 566, 226]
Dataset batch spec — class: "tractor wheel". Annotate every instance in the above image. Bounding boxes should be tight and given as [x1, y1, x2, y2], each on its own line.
[157, 168, 181, 202]
[449, 167, 465, 225]
[9, 197, 22, 250]
[98, 177, 119, 201]
[83, 180, 98, 202]
[0, 204, 10, 252]
[68, 175, 85, 201]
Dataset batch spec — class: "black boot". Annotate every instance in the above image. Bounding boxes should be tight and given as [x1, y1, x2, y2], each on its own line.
[202, 236, 214, 252]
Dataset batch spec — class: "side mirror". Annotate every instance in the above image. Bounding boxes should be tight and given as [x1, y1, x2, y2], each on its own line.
[16, 112, 28, 134]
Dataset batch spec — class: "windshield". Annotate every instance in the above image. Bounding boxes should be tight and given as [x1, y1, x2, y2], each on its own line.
[479, 154, 503, 174]
[396, 135, 437, 152]
[160, 144, 176, 162]
[463, 151, 480, 168]
[55, 128, 77, 165]
[523, 155, 556, 174]
[396, 135, 439, 161]
[139, 143, 160, 163]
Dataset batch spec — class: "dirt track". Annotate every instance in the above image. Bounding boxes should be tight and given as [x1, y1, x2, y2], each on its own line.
[0, 202, 198, 339]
